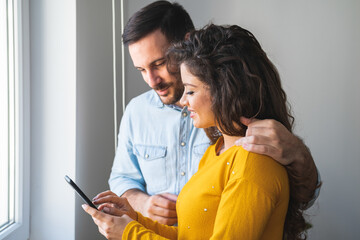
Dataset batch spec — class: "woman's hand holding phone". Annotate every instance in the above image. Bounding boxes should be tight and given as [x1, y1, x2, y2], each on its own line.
[92, 190, 138, 221]
[82, 190, 136, 240]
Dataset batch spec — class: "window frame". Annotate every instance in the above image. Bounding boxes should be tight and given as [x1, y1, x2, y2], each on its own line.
[0, 0, 30, 239]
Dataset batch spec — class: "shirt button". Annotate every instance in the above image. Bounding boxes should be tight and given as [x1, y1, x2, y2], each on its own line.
[181, 142, 186, 146]
[182, 112, 188, 117]
[145, 154, 149, 159]
[181, 171, 186, 176]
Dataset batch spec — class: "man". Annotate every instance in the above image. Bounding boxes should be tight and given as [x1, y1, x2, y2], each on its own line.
[109, 0, 320, 225]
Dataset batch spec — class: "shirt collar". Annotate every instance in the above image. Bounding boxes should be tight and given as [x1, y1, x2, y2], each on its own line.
[149, 90, 185, 112]
[149, 90, 165, 108]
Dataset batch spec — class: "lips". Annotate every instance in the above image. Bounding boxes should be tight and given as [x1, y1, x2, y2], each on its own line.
[156, 87, 170, 96]
[188, 109, 196, 118]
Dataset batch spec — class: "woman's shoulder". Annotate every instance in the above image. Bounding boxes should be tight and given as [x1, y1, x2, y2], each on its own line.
[232, 147, 288, 192]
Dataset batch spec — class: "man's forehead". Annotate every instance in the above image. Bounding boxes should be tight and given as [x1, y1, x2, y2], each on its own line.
[128, 30, 170, 67]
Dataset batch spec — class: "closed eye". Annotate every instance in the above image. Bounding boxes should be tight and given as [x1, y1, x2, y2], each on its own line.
[136, 67, 145, 72]
[186, 91, 194, 95]
[155, 61, 165, 67]
[152, 60, 166, 69]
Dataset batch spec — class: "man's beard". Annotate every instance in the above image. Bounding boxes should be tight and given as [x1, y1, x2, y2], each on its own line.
[154, 76, 184, 105]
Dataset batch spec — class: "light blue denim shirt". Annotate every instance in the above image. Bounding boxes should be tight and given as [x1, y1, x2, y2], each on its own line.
[109, 90, 210, 196]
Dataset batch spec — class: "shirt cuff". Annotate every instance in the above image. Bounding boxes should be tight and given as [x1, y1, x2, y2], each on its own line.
[122, 220, 143, 240]
[305, 168, 321, 209]
[110, 179, 146, 197]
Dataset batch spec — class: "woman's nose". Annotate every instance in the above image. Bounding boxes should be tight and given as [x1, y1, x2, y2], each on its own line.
[179, 90, 188, 106]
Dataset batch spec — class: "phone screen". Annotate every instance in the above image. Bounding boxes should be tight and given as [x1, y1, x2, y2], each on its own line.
[64, 175, 98, 209]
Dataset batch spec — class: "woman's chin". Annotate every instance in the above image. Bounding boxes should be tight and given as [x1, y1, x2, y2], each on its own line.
[193, 121, 211, 129]
[193, 121, 203, 129]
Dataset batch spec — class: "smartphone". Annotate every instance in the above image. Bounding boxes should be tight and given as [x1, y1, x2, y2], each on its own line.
[64, 175, 98, 209]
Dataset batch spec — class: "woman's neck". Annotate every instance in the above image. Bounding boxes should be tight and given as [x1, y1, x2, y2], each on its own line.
[218, 134, 242, 155]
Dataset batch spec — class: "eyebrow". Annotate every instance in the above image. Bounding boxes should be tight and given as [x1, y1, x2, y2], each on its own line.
[134, 57, 165, 69]
[183, 83, 198, 87]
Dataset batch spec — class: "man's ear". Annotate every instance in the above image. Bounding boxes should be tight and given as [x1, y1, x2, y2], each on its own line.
[184, 32, 190, 40]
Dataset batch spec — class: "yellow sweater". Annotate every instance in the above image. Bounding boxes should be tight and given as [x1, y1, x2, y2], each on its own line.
[123, 138, 289, 239]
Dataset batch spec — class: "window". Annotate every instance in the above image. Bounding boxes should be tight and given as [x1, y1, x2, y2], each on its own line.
[0, 0, 15, 230]
[0, 0, 29, 239]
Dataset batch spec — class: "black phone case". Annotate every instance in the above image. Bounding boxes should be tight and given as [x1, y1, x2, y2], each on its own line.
[65, 175, 98, 209]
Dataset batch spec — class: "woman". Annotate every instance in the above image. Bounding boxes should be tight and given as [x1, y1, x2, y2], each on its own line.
[83, 24, 307, 239]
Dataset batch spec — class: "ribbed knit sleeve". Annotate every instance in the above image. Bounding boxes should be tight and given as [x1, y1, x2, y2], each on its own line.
[122, 212, 177, 240]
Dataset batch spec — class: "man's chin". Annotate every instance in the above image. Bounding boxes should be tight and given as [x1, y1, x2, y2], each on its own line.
[159, 95, 176, 105]
[155, 87, 183, 105]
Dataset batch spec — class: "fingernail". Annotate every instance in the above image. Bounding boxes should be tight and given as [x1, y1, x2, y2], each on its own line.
[81, 204, 87, 210]
[235, 138, 244, 145]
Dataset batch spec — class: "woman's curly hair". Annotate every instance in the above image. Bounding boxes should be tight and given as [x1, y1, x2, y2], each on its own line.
[167, 24, 310, 239]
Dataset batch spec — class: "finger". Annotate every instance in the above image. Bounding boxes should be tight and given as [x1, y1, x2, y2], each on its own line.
[159, 193, 178, 202]
[82, 204, 108, 222]
[148, 204, 177, 218]
[234, 137, 246, 146]
[151, 195, 177, 209]
[84, 205, 116, 235]
[82, 204, 98, 216]
[98, 202, 116, 211]
[246, 126, 269, 138]
[241, 143, 278, 158]
[246, 119, 282, 129]
[236, 135, 274, 147]
[93, 195, 127, 206]
[246, 125, 285, 143]
[240, 117, 259, 126]
[93, 190, 117, 201]
[98, 203, 125, 216]
[238, 135, 279, 147]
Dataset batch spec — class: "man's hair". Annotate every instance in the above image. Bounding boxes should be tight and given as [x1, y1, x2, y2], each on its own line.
[122, 1, 194, 45]
[167, 24, 310, 240]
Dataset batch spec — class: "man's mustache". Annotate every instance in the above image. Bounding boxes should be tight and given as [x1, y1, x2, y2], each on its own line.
[153, 82, 171, 91]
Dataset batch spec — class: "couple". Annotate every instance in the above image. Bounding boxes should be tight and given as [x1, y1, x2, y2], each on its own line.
[83, 1, 320, 239]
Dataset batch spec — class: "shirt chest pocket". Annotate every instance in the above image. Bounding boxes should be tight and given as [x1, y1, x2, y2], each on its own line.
[134, 144, 167, 194]
[193, 143, 209, 158]
[190, 143, 210, 175]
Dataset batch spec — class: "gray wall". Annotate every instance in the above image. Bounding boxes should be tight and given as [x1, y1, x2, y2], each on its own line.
[122, 0, 360, 239]
[75, 0, 115, 239]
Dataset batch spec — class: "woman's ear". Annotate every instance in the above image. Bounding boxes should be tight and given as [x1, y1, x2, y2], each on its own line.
[184, 32, 191, 40]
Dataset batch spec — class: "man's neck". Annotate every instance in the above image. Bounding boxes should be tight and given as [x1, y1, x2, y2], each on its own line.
[170, 100, 184, 108]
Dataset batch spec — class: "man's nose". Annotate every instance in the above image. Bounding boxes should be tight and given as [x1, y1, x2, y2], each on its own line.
[146, 70, 161, 88]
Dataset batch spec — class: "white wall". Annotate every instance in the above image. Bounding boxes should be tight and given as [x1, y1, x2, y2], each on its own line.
[122, 0, 360, 239]
[30, 0, 76, 239]
[30, 0, 115, 239]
